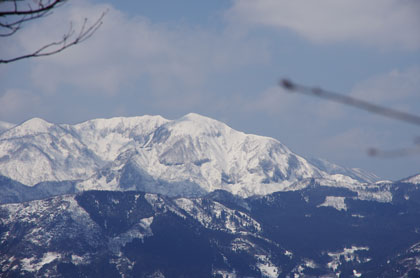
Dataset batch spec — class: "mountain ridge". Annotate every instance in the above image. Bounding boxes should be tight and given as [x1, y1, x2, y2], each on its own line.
[0, 113, 384, 198]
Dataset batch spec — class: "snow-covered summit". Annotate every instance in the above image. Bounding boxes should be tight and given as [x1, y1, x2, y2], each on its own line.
[0, 113, 381, 197]
[167, 113, 233, 137]
[0, 118, 53, 139]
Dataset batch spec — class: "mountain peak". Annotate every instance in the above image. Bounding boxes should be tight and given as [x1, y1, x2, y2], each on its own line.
[21, 117, 50, 128]
[0, 117, 53, 139]
[163, 113, 232, 138]
[23, 117, 51, 126]
[181, 112, 216, 122]
[182, 112, 206, 119]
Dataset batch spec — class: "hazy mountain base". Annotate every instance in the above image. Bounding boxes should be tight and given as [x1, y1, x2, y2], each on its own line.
[0, 173, 392, 205]
[0, 175, 78, 204]
[1, 180, 420, 278]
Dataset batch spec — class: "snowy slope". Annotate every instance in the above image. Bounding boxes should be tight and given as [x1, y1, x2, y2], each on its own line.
[2, 186, 420, 277]
[0, 191, 284, 278]
[76, 113, 328, 196]
[71, 115, 169, 162]
[0, 118, 103, 186]
[400, 173, 420, 184]
[308, 157, 381, 183]
[0, 113, 381, 197]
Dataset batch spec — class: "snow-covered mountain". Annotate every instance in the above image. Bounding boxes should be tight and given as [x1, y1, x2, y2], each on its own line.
[0, 113, 380, 198]
[2, 114, 420, 277]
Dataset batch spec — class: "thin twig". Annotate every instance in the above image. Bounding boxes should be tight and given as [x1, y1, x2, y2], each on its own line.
[0, 10, 107, 64]
[1, 1, 62, 37]
[0, 0, 65, 16]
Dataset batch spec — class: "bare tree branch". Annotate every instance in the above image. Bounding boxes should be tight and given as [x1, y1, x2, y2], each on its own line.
[0, 0, 63, 36]
[0, 10, 107, 64]
[0, 11, 53, 36]
[367, 137, 420, 158]
[0, 0, 106, 62]
[368, 147, 420, 158]
[0, 0, 64, 16]
[0, 21, 19, 36]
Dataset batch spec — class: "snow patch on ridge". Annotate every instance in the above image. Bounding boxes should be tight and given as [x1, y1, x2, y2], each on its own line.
[255, 254, 279, 278]
[174, 198, 262, 234]
[327, 246, 370, 272]
[21, 252, 61, 272]
[108, 216, 154, 252]
[318, 196, 347, 211]
[401, 173, 420, 185]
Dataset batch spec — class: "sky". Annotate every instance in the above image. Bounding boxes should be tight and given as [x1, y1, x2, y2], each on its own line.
[1, 0, 420, 180]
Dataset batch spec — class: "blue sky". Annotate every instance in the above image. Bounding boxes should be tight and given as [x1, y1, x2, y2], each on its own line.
[1, 0, 420, 180]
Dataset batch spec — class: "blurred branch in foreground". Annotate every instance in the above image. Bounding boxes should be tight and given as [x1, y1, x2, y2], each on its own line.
[368, 147, 420, 158]
[280, 79, 420, 127]
[279, 79, 420, 158]
[368, 137, 420, 158]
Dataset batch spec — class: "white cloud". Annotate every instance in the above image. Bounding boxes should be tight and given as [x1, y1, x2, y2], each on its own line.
[280, 67, 420, 126]
[0, 89, 41, 121]
[241, 86, 304, 116]
[350, 67, 420, 110]
[237, 66, 420, 123]
[318, 127, 388, 158]
[14, 0, 268, 97]
[227, 0, 420, 50]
